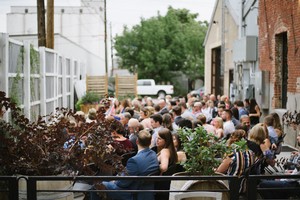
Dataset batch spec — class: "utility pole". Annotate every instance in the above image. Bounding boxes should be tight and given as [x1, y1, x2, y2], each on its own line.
[104, 0, 108, 75]
[37, 0, 46, 47]
[110, 22, 114, 77]
[46, 0, 54, 49]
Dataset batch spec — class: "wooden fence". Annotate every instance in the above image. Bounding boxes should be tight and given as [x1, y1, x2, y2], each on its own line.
[86, 75, 108, 97]
[115, 74, 137, 98]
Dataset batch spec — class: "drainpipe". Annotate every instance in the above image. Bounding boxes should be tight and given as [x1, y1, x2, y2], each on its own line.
[221, 0, 225, 77]
[240, 0, 245, 38]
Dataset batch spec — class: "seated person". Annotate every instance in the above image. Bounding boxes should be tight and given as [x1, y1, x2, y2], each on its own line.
[109, 119, 133, 155]
[247, 123, 276, 172]
[155, 128, 178, 200]
[258, 134, 300, 199]
[90, 130, 159, 200]
[128, 118, 141, 152]
[264, 115, 278, 148]
[172, 133, 187, 165]
[197, 114, 216, 135]
[63, 120, 86, 149]
[216, 130, 255, 176]
[156, 128, 178, 174]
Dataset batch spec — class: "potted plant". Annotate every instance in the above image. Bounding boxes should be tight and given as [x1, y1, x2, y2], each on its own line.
[75, 91, 100, 113]
[169, 126, 232, 200]
[0, 91, 123, 199]
[178, 126, 230, 175]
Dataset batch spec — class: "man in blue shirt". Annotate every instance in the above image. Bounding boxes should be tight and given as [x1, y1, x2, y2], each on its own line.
[90, 130, 159, 200]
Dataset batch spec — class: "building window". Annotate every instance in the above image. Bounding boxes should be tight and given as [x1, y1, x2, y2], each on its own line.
[274, 32, 288, 108]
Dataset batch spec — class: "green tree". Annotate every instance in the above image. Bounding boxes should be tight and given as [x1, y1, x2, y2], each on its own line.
[114, 7, 208, 87]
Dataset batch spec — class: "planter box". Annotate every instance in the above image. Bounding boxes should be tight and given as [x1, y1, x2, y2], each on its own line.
[169, 172, 230, 200]
[19, 178, 74, 200]
[80, 104, 99, 114]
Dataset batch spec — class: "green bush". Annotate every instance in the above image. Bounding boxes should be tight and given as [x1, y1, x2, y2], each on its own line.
[178, 126, 248, 175]
[75, 92, 100, 111]
[178, 126, 229, 175]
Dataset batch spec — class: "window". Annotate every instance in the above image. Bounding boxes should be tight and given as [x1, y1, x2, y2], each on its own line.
[137, 80, 151, 86]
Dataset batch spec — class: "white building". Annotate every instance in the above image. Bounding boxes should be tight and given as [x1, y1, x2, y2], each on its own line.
[6, 0, 106, 76]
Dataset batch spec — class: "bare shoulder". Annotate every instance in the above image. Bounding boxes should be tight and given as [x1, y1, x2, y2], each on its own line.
[160, 148, 170, 156]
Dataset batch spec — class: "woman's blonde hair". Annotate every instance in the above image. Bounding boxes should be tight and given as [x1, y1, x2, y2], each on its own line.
[248, 123, 268, 145]
[214, 117, 223, 129]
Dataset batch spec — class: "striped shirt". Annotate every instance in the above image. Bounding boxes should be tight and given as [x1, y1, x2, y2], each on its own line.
[227, 149, 255, 177]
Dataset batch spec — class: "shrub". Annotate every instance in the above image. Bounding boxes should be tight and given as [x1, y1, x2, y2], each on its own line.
[0, 91, 123, 176]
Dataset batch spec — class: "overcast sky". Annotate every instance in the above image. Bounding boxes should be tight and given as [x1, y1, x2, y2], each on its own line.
[0, 0, 216, 35]
[107, 0, 215, 37]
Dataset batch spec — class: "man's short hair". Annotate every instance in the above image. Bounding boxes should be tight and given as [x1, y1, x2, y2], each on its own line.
[236, 100, 244, 107]
[223, 109, 233, 118]
[128, 118, 139, 128]
[154, 104, 161, 112]
[178, 118, 193, 129]
[240, 115, 250, 122]
[170, 100, 177, 106]
[150, 114, 163, 125]
[193, 102, 202, 107]
[264, 115, 274, 126]
[179, 102, 187, 109]
[122, 112, 132, 120]
[172, 105, 181, 116]
[124, 108, 134, 117]
[137, 130, 152, 147]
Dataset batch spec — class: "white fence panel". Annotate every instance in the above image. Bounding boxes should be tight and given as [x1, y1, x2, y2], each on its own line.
[0, 34, 84, 122]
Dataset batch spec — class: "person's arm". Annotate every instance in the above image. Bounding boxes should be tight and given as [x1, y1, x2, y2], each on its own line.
[116, 158, 138, 188]
[260, 140, 276, 166]
[262, 138, 271, 149]
[159, 149, 170, 173]
[250, 105, 261, 117]
[216, 157, 231, 174]
[216, 129, 224, 139]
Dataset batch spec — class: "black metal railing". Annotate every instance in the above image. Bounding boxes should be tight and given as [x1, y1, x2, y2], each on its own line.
[247, 174, 300, 200]
[0, 176, 19, 200]
[1, 174, 300, 200]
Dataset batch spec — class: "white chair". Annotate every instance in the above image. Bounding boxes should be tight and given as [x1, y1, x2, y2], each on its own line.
[174, 191, 222, 200]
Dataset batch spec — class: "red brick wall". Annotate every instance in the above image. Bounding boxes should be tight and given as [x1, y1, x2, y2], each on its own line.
[259, 0, 300, 107]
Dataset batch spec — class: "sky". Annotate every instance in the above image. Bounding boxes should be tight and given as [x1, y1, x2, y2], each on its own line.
[107, 0, 216, 37]
[0, 0, 216, 35]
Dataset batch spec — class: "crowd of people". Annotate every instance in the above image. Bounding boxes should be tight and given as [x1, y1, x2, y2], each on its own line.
[65, 92, 299, 200]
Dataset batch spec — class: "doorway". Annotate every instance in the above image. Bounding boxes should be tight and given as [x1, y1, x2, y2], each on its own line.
[211, 47, 223, 96]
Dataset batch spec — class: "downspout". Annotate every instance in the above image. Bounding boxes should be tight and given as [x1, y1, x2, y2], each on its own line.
[221, 0, 225, 77]
[240, 0, 245, 38]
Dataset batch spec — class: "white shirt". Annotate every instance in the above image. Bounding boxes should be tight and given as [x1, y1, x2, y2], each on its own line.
[201, 107, 213, 122]
[223, 120, 235, 137]
[181, 110, 195, 120]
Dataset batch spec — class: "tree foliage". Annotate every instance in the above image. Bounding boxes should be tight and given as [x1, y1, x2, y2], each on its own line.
[114, 7, 208, 84]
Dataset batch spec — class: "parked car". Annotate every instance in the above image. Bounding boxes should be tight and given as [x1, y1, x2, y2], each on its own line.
[137, 79, 174, 98]
[190, 86, 205, 97]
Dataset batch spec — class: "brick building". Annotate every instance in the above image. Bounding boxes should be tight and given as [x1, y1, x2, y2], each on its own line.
[259, 0, 300, 146]
[259, 0, 300, 109]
